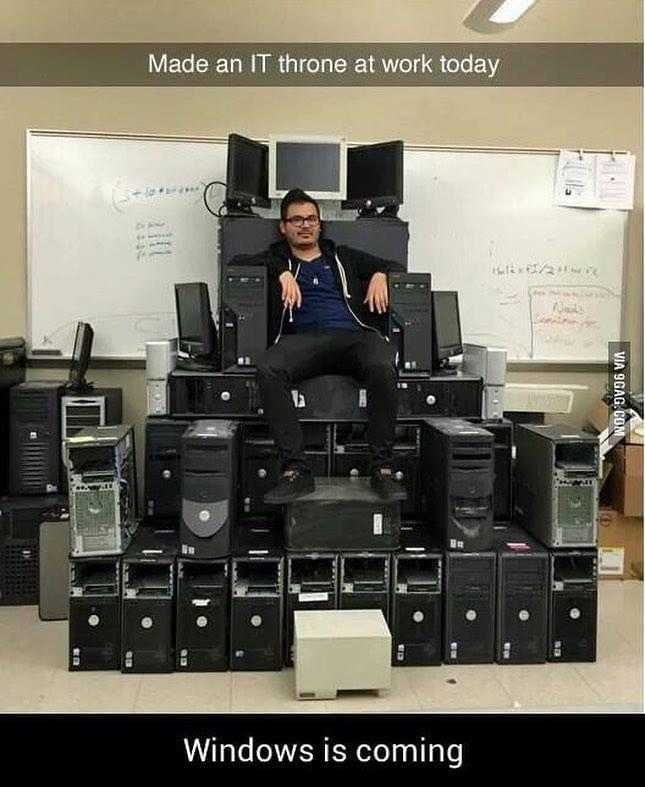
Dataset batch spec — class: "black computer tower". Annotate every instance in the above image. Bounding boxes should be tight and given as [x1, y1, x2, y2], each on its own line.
[339, 553, 391, 623]
[220, 266, 267, 371]
[240, 423, 329, 517]
[285, 478, 401, 553]
[467, 417, 513, 523]
[0, 338, 26, 495]
[121, 529, 177, 673]
[388, 272, 432, 373]
[0, 494, 67, 605]
[10, 381, 64, 496]
[392, 545, 442, 666]
[230, 554, 284, 671]
[548, 549, 598, 663]
[495, 527, 548, 664]
[422, 418, 495, 551]
[285, 553, 338, 666]
[332, 422, 421, 516]
[443, 551, 496, 664]
[180, 420, 239, 559]
[515, 424, 599, 548]
[69, 556, 121, 670]
[176, 558, 230, 671]
[169, 371, 261, 418]
[145, 417, 190, 522]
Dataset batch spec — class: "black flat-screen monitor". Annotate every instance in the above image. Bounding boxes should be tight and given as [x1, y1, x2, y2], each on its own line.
[226, 133, 270, 211]
[68, 322, 94, 391]
[432, 291, 462, 367]
[174, 282, 218, 368]
[342, 140, 404, 212]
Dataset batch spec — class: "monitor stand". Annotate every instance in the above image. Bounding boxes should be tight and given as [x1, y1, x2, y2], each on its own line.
[176, 356, 219, 373]
[434, 359, 459, 376]
[356, 206, 379, 219]
[66, 380, 95, 393]
[379, 205, 401, 220]
[225, 200, 260, 217]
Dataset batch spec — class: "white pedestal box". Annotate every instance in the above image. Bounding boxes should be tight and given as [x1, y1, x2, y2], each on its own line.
[293, 609, 392, 700]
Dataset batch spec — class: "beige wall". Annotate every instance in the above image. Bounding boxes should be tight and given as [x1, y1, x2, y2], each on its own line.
[2, 1, 643, 453]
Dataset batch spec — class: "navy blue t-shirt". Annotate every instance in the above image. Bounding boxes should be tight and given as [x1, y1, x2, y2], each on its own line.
[284, 252, 361, 334]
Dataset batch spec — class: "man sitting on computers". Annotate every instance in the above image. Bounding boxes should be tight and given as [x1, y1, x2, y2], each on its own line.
[253, 188, 406, 504]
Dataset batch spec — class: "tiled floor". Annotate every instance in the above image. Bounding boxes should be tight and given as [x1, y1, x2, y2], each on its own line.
[0, 580, 641, 713]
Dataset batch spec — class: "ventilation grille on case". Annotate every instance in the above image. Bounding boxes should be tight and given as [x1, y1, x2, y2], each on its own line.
[74, 487, 117, 533]
[18, 444, 49, 490]
[1, 544, 39, 601]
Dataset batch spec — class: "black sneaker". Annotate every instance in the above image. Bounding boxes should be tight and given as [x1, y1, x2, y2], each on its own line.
[370, 467, 408, 502]
[263, 468, 315, 504]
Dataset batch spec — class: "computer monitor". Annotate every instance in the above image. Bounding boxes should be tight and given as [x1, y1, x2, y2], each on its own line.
[268, 135, 347, 200]
[174, 282, 218, 371]
[342, 140, 404, 217]
[67, 322, 94, 391]
[226, 133, 270, 213]
[432, 291, 463, 371]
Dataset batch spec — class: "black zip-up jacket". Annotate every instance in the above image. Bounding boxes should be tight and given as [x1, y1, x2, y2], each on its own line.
[242, 237, 397, 345]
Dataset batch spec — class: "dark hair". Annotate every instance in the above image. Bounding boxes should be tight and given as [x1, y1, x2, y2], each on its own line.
[280, 189, 321, 221]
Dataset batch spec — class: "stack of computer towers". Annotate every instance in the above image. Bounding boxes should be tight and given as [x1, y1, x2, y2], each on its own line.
[514, 423, 599, 662]
[175, 420, 239, 670]
[65, 424, 139, 671]
[422, 418, 497, 664]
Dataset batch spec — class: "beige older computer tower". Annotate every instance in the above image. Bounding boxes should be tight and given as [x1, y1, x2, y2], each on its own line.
[293, 609, 392, 700]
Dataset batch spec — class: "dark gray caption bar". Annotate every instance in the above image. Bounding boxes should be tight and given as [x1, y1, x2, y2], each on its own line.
[0, 43, 642, 86]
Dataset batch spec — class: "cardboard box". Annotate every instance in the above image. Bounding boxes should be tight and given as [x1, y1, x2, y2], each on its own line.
[598, 507, 643, 580]
[587, 399, 611, 434]
[587, 398, 644, 446]
[603, 444, 644, 517]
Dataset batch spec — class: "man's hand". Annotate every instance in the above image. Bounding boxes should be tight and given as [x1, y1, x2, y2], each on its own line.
[279, 271, 302, 310]
[364, 272, 388, 314]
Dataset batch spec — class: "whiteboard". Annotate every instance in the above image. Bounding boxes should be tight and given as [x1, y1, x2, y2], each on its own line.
[401, 150, 627, 362]
[28, 132, 224, 359]
[27, 131, 628, 361]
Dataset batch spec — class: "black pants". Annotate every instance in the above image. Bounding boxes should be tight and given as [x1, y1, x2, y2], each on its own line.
[256, 330, 398, 472]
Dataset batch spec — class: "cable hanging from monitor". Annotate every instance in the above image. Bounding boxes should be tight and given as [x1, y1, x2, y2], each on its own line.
[203, 180, 227, 217]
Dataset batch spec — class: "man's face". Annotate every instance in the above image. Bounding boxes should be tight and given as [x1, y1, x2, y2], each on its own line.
[279, 201, 321, 250]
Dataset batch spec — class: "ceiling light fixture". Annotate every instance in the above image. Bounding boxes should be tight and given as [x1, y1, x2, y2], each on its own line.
[463, 0, 539, 33]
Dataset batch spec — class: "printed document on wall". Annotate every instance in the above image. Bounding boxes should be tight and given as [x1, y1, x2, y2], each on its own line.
[554, 150, 635, 210]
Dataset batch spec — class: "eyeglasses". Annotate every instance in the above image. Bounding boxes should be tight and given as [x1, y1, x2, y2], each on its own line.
[284, 214, 320, 227]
